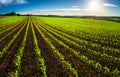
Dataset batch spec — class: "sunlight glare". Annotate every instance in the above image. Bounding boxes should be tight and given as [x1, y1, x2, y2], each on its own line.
[88, 0, 102, 10]
[86, 0, 106, 16]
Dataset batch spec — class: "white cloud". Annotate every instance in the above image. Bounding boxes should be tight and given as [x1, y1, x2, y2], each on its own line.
[16, 0, 27, 4]
[0, 0, 13, 4]
[103, 3, 117, 7]
[18, 7, 107, 16]
[0, 0, 27, 4]
[71, 6, 78, 8]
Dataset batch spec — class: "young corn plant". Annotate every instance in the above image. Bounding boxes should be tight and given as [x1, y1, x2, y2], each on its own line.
[31, 21, 47, 77]
[34, 22, 78, 77]
[0, 21, 26, 58]
[9, 20, 29, 77]
[38, 22, 118, 76]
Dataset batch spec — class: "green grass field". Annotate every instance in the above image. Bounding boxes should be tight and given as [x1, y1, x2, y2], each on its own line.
[0, 16, 120, 77]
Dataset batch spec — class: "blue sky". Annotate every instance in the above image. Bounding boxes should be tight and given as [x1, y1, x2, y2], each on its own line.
[0, 0, 120, 16]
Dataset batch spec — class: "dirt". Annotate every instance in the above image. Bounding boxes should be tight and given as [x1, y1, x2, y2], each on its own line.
[0, 21, 27, 76]
[33, 22, 74, 77]
[19, 22, 42, 77]
[39, 25, 103, 77]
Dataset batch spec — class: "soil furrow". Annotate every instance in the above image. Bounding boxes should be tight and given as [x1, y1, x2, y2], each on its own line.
[38, 24, 103, 77]
[33, 22, 75, 77]
[0, 21, 26, 51]
[0, 21, 27, 76]
[41, 24, 120, 70]
[19, 21, 41, 77]
[0, 19, 26, 39]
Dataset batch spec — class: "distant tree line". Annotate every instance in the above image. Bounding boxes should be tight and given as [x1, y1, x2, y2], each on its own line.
[0, 12, 20, 16]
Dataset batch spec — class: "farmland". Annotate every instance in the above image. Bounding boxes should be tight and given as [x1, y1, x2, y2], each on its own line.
[0, 16, 120, 77]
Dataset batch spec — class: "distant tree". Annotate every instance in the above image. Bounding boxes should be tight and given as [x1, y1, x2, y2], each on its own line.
[3, 12, 21, 16]
[10, 12, 16, 15]
[17, 13, 20, 16]
[27, 14, 32, 16]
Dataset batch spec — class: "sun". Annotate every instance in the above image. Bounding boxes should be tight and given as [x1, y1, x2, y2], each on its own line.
[86, 0, 106, 16]
[89, 0, 100, 10]
[88, 0, 102, 11]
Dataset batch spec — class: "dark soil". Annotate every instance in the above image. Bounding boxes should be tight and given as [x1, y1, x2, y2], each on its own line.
[33, 22, 74, 77]
[39, 25, 103, 77]
[19, 22, 42, 77]
[0, 21, 27, 76]
[41, 24, 120, 71]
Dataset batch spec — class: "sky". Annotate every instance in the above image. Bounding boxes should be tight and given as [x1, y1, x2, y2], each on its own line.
[0, 0, 120, 16]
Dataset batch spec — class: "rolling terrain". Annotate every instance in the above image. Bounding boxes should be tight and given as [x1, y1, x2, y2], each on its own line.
[0, 16, 120, 77]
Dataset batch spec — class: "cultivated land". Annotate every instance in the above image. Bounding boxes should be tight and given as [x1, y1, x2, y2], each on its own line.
[0, 16, 120, 77]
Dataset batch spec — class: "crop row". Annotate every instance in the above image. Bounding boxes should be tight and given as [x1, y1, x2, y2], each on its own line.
[0, 16, 119, 77]
[31, 20, 47, 77]
[39, 17, 120, 49]
[9, 18, 29, 77]
[33, 19, 79, 77]
[0, 19, 27, 43]
[43, 23, 120, 57]
[37, 20, 120, 68]
[0, 20, 27, 59]
[35, 18, 120, 76]
[41, 22, 120, 67]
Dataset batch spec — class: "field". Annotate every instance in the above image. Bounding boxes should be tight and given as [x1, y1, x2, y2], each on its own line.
[0, 16, 120, 77]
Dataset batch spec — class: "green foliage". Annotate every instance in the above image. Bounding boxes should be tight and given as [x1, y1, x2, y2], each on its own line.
[36, 16, 120, 76]
[0, 22, 25, 59]
[31, 22, 47, 77]
[103, 66, 110, 74]
[111, 68, 120, 77]
[8, 18, 29, 77]
[95, 63, 102, 72]
[0, 16, 25, 27]
[1, 16, 120, 76]
[34, 22, 78, 77]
